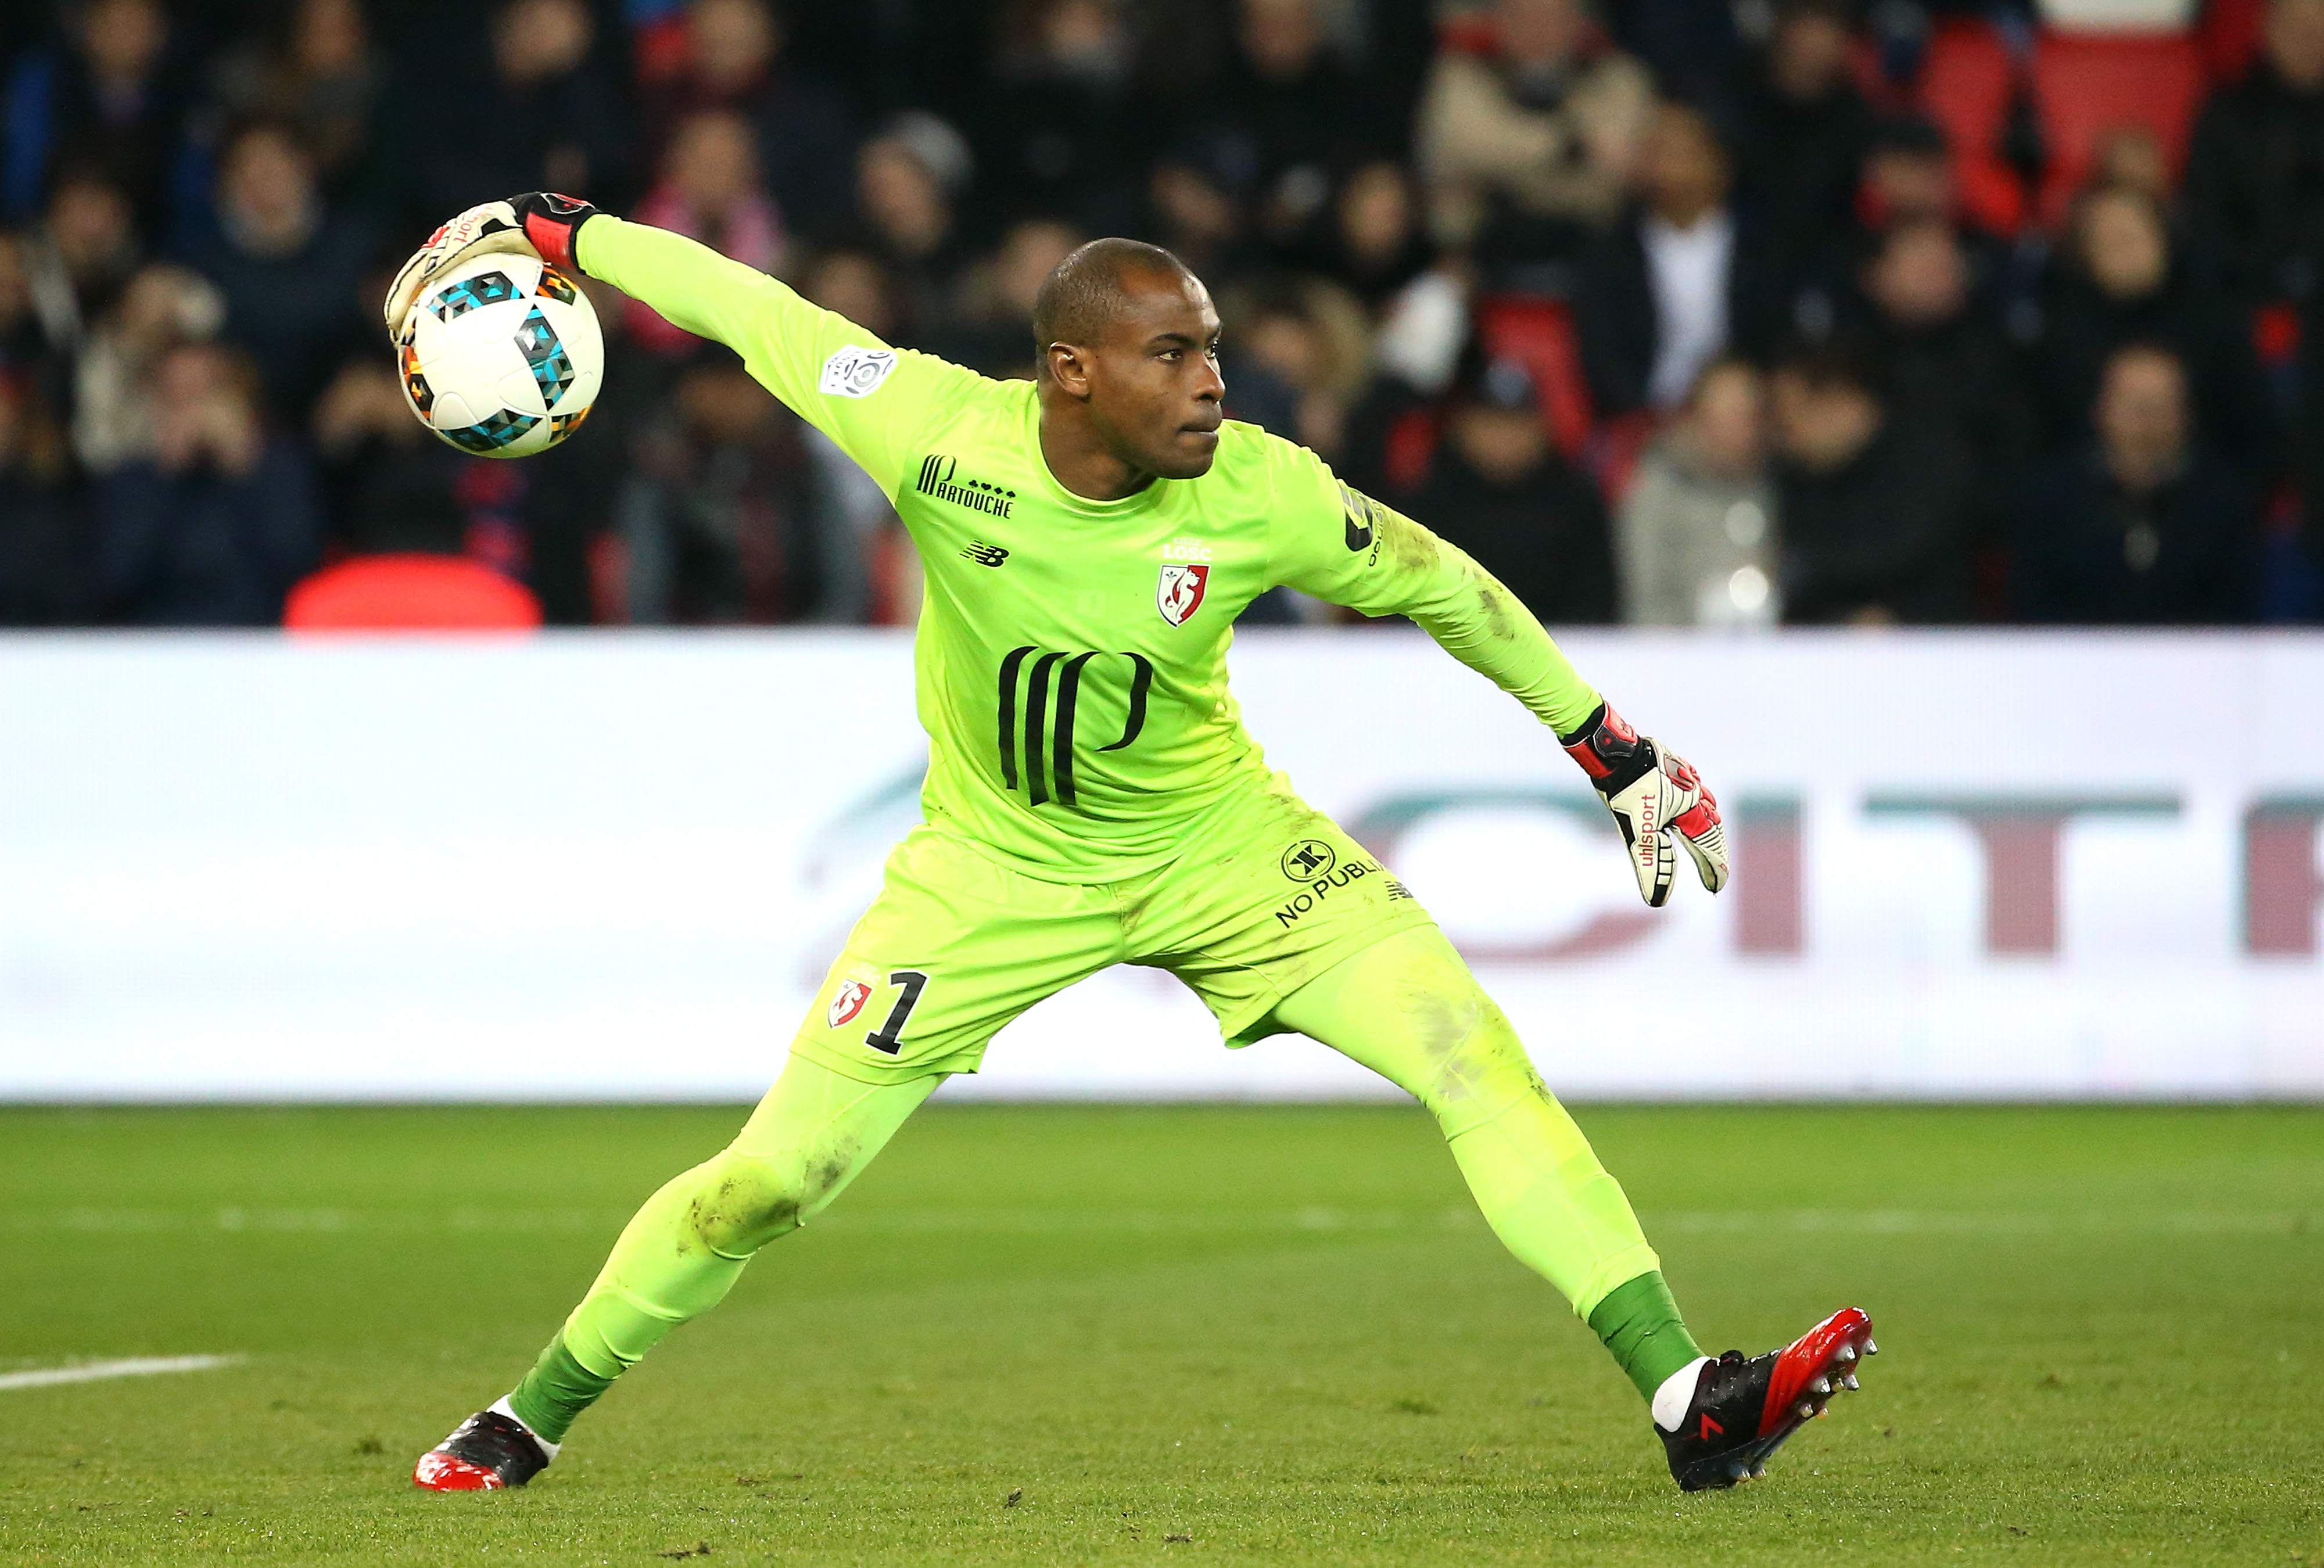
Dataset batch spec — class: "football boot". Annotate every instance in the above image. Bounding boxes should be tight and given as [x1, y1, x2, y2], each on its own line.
[1660, 1306, 1876, 1491]
[413, 1408, 553, 1491]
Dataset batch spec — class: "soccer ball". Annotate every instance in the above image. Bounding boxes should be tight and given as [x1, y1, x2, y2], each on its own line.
[397, 251, 603, 459]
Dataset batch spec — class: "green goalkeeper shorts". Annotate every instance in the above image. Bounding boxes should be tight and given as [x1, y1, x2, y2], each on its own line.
[788, 778, 1436, 1083]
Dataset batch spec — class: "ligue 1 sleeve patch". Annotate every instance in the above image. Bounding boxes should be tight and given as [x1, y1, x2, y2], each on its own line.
[819, 345, 898, 399]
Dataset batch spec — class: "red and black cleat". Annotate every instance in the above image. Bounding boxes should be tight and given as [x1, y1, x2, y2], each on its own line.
[1660, 1307, 1877, 1492]
[413, 1409, 552, 1491]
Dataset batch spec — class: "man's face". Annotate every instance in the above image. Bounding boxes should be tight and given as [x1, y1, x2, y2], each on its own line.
[2269, 0, 2324, 89]
[1060, 268, 1225, 480]
[1867, 224, 1967, 328]
[2096, 350, 2188, 486]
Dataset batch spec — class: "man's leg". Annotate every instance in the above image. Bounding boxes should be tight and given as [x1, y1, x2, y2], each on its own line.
[508, 1053, 941, 1445]
[1268, 921, 1876, 1489]
[416, 824, 1123, 1488]
[412, 1053, 939, 1490]
[1266, 923, 1704, 1406]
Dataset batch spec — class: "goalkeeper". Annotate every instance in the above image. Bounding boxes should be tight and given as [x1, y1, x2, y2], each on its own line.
[393, 194, 1874, 1497]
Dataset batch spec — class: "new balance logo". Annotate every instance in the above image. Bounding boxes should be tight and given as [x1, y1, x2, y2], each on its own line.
[917, 454, 1016, 518]
[962, 543, 1009, 567]
[1338, 480, 1385, 553]
[996, 647, 1153, 809]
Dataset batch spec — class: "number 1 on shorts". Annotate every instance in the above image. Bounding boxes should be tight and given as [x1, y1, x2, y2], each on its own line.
[865, 970, 930, 1054]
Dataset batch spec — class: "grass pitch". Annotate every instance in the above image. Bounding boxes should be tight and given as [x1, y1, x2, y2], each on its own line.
[1, 1101, 2318, 1566]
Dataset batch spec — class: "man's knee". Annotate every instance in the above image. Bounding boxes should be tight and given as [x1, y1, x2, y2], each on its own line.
[681, 1146, 855, 1257]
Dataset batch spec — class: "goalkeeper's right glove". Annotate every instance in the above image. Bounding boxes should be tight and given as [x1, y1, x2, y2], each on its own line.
[1559, 701, 1729, 907]
[382, 192, 600, 345]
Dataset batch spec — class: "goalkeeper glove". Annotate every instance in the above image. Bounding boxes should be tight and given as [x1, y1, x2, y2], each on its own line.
[382, 192, 600, 344]
[1559, 701, 1728, 907]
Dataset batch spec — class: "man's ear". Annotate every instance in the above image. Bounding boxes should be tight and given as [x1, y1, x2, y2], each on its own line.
[1046, 342, 1093, 399]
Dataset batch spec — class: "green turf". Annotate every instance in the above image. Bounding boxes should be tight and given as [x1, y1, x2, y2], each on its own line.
[1, 1102, 2319, 1566]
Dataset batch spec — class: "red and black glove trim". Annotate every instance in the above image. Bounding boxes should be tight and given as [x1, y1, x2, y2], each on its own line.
[1558, 702, 1656, 794]
[510, 192, 599, 276]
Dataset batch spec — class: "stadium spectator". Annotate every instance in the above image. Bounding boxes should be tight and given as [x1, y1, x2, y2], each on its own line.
[1, 0, 196, 238]
[18, 168, 142, 355]
[0, 229, 76, 417]
[1852, 218, 2030, 562]
[2185, 0, 2324, 311]
[1616, 357, 1780, 627]
[205, 0, 387, 208]
[794, 250, 908, 623]
[390, 0, 632, 220]
[637, 0, 861, 245]
[1771, 345, 1974, 623]
[627, 109, 786, 357]
[976, 0, 1143, 233]
[72, 262, 224, 472]
[1297, 160, 1435, 314]
[1145, 143, 1264, 285]
[854, 113, 977, 344]
[181, 121, 372, 418]
[1218, 274, 1371, 457]
[0, 369, 95, 624]
[1416, 0, 1654, 289]
[2020, 184, 2272, 475]
[615, 347, 819, 623]
[2015, 343, 2257, 623]
[307, 358, 464, 559]
[94, 342, 321, 625]
[1190, 0, 1383, 256]
[1402, 351, 1616, 624]
[933, 216, 1082, 380]
[1731, 0, 1877, 296]
[1578, 101, 1770, 417]
[795, 246, 905, 341]
[285, 367, 542, 634]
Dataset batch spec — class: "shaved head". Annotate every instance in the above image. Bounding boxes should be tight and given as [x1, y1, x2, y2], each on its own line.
[1031, 238, 1196, 368]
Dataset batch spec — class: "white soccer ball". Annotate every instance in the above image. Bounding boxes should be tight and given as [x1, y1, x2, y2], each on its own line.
[397, 251, 603, 459]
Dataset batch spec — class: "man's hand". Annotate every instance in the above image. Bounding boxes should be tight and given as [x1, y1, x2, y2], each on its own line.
[1559, 702, 1728, 907]
[381, 192, 599, 345]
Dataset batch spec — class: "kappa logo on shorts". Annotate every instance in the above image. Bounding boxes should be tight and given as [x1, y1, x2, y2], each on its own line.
[828, 978, 873, 1029]
[1274, 853, 1387, 927]
[1279, 839, 1337, 881]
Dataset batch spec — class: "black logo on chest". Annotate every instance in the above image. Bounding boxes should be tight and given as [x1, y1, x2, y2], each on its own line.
[961, 543, 1009, 567]
[917, 454, 1016, 518]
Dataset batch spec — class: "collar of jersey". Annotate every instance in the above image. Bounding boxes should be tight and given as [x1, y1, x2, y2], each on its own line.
[1023, 390, 1173, 522]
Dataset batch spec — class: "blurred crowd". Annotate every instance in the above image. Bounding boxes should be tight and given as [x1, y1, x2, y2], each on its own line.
[2, 0, 2321, 628]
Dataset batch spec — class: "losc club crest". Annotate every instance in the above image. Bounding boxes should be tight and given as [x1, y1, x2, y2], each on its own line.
[827, 978, 873, 1029]
[1157, 563, 1210, 626]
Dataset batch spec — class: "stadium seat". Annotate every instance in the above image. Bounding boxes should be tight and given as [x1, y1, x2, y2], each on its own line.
[1473, 296, 1596, 459]
[283, 554, 543, 633]
[2198, 0, 2268, 80]
[2031, 31, 2207, 223]
[1916, 19, 2030, 234]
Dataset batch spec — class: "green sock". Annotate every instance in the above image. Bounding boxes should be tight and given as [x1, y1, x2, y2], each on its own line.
[1588, 1270, 1704, 1402]
[508, 1337, 614, 1445]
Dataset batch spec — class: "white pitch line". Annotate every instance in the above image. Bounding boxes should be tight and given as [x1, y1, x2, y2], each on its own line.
[0, 1355, 243, 1391]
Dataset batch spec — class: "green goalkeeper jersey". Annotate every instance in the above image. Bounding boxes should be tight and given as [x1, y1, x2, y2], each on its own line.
[578, 217, 1603, 879]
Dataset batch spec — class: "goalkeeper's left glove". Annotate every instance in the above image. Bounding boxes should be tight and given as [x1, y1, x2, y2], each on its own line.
[1559, 701, 1728, 907]
[381, 192, 600, 345]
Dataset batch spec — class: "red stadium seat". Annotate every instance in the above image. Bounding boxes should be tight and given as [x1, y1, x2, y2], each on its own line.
[283, 554, 543, 633]
[2031, 31, 2207, 223]
[1916, 19, 2030, 235]
[1473, 295, 1595, 460]
[2199, 0, 2268, 80]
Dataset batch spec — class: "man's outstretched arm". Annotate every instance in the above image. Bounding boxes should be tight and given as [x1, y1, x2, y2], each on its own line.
[1268, 442, 1727, 906]
[383, 195, 980, 496]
